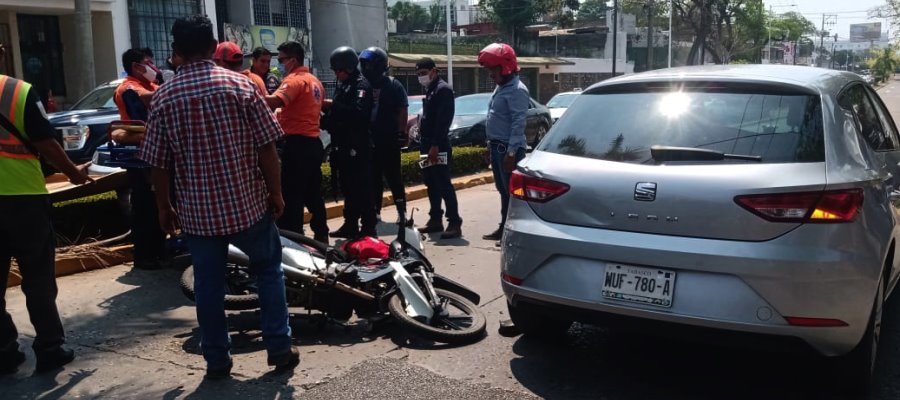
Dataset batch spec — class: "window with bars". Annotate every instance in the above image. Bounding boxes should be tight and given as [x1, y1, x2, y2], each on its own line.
[253, 0, 308, 28]
[129, 0, 205, 64]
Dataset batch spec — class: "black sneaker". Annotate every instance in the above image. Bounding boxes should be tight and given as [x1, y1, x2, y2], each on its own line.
[360, 228, 378, 238]
[133, 259, 162, 270]
[482, 226, 503, 241]
[418, 220, 444, 234]
[267, 347, 300, 372]
[0, 349, 25, 375]
[440, 224, 462, 239]
[34, 347, 75, 373]
[314, 233, 329, 245]
[329, 226, 358, 238]
[205, 360, 233, 380]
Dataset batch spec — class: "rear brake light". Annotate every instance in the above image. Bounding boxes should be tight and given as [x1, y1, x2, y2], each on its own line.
[501, 273, 523, 285]
[510, 170, 570, 203]
[734, 189, 863, 223]
[784, 316, 848, 327]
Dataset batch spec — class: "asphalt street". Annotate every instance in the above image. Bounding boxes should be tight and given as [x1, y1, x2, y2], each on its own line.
[5, 77, 900, 399]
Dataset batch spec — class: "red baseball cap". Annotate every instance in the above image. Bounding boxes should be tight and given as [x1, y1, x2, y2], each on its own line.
[215, 41, 243, 63]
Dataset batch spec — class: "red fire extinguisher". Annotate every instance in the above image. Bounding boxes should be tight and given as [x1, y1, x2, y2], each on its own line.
[46, 90, 58, 113]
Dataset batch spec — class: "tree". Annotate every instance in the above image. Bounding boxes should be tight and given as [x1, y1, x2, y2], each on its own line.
[578, 0, 609, 22]
[833, 50, 852, 68]
[390, 1, 429, 32]
[869, 46, 900, 83]
[479, 0, 540, 46]
[769, 11, 815, 43]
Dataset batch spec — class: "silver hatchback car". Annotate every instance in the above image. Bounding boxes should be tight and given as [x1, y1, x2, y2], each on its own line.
[501, 65, 900, 391]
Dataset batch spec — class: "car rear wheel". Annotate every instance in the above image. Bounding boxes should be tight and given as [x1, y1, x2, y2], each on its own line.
[830, 274, 883, 395]
[531, 124, 548, 148]
[508, 301, 572, 339]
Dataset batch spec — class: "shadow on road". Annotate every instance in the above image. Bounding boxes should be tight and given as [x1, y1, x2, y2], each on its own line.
[507, 291, 900, 400]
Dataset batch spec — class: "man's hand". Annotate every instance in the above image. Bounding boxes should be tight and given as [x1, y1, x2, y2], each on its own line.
[268, 192, 285, 220]
[158, 205, 179, 235]
[428, 145, 439, 164]
[67, 162, 95, 185]
[503, 153, 518, 173]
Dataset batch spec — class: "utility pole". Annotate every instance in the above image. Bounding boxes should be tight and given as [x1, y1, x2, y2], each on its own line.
[818, 14, 836, 67]
[74, 0, 95, 100]
[646, 0, 654, 71]
[446, 0, 453, 86]
[667, 0, 672, 67]
[612, 0, 618, 76]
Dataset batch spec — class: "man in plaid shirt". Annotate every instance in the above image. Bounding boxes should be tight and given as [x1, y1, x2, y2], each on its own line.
[138, 15, 298, 379]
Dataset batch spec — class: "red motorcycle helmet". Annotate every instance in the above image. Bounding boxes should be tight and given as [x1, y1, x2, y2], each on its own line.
[478, 43, 519, 76]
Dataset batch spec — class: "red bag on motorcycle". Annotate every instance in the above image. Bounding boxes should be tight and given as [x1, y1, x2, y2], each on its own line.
[340, 236, 390, 263]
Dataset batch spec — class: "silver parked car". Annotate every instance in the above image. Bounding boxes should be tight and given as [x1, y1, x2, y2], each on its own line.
[501, 65, 900, 392]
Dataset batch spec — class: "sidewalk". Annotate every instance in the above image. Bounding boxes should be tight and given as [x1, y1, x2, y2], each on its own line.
[6, 170, 496, 287]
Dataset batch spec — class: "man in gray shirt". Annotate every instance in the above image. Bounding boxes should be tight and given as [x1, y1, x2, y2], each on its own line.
[478, 43, 529, 243]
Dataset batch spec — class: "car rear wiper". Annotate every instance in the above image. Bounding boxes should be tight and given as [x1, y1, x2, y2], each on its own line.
[650, 145, 762, 162]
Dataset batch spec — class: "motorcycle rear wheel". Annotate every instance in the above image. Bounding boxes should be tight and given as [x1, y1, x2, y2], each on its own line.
[180, 258, 261, 311]
[388, 288, 486, 345]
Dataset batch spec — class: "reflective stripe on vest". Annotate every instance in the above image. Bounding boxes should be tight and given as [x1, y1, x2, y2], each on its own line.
[0, 75, 34, 160]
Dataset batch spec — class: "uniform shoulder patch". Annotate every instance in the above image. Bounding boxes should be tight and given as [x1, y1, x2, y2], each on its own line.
[357, 89, 366, 99]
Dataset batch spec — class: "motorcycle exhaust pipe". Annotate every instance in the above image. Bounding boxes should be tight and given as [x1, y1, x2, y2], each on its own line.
[281, 264, 375, 301]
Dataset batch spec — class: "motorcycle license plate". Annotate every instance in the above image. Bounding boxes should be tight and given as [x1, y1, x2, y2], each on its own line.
[601, 264, 675, 308]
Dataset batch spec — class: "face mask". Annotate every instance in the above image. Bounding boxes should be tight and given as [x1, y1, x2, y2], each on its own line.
[418, 75, 432, 87]
[276, 63, 286, 76]
[141, 65, 157, 83]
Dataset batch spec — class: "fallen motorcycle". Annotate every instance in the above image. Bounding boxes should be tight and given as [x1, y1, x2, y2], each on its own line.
[180, 205, 487, 345]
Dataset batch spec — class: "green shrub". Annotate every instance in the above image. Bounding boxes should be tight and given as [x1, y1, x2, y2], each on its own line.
[321, 146, 488, 196]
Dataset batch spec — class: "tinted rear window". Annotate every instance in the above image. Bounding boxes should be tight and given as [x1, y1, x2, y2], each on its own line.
[538, 90, 824, 164]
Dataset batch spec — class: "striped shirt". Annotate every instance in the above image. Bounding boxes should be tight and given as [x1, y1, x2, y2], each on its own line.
[138, 60, 284, 236]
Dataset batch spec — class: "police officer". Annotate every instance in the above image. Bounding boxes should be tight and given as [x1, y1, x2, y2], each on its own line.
[0, 42, 91, 374]
[323, 46, 377, 238]
[358, 47, 408, 222]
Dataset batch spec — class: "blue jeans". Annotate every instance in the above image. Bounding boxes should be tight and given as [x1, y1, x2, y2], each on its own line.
[489, 142, 526, 226]
[422, 149, 462, 225]
[185, 215, 291, 369]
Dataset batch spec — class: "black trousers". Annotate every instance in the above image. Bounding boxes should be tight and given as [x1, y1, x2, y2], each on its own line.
[372, 144, 406, 214]
[277, 135, 328, 237]
[127, 168, 167, 262]
[338, 150, 377, 234]
[0, 195, 66, 353]
[422, 150, 462, 225]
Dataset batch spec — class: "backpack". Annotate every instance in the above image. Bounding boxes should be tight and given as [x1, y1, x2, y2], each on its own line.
[340, 236, 390, 264]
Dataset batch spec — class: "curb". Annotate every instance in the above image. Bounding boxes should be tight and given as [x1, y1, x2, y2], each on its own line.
[6, 171, 496, 288]
[306, 170, 495, 222]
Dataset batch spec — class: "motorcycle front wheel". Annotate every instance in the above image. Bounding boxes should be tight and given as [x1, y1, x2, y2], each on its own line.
[388, 288, 486, 345]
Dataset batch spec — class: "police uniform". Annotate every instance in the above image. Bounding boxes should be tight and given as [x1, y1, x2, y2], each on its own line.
[325, 71, 377, 237]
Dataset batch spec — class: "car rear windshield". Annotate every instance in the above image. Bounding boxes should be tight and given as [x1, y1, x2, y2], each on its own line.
[72, 86, 116, 110]
[537, 90, 824, 164]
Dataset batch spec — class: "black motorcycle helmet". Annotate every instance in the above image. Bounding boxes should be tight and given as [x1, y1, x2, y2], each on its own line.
[359, 46, 388, 83]
[330, 46, 359, 73]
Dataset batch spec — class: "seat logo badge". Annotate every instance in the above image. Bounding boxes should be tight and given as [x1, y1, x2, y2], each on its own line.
[634, 182, 657, 201]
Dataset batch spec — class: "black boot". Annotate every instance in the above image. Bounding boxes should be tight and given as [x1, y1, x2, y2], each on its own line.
[329, 225, 358, 239]
[0, 347, 25, 375]
[482, 225, 503, 241]
[418, 219, 444, 234]
[35, 346, 75, 373]
[440, 223, 462, 239]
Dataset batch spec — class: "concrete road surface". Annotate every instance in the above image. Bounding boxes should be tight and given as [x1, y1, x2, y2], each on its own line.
[5, 77, 900, 399]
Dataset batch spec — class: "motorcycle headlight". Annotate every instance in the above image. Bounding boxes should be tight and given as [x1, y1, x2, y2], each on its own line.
[57, 125, 90, 151]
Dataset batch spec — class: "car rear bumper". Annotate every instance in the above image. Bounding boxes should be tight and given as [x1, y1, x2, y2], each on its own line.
[501, 200, 883, 356]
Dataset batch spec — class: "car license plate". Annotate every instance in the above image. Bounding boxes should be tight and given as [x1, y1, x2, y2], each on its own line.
[601, 264, 676, 308]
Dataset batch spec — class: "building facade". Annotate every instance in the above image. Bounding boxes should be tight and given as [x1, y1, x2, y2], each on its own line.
[0, 0, 385, 106]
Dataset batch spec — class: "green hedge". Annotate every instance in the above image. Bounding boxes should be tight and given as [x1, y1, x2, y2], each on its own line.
[321, 146, 488, 195]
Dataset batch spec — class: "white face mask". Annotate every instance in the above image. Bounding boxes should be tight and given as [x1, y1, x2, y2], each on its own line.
[141, 65, 157, 83]
[418, 74, 432, 87]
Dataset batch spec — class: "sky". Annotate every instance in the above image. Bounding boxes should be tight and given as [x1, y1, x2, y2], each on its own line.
[764, 0, 891, 41]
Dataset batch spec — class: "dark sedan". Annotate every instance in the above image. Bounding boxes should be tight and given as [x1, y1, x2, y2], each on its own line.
[410, 93, 552, 148]
[447, 93, 552, 148]
[49, 79, 121, 164]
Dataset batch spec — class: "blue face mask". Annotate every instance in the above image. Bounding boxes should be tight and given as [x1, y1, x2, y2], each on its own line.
[276, 63, 285, 76]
